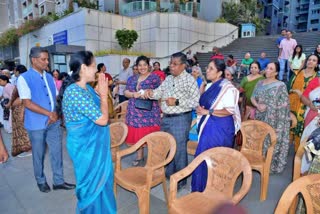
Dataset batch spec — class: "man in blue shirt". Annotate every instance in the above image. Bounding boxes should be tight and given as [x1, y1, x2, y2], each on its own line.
[257, 52, 270, 73]
[276, 29, 287, 48]
[17, 47, 75, 193]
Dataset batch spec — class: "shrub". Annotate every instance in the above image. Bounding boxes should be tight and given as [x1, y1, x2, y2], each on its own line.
[115, 29, 139, 50]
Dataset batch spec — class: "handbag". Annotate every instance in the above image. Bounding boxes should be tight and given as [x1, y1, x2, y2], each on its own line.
[134, 98, 153, 111]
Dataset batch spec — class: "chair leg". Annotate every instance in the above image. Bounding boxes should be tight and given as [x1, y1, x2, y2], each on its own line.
[162, 177, 168, 204]
[137, 189, 150, 214]
[260, 167, 270, 201]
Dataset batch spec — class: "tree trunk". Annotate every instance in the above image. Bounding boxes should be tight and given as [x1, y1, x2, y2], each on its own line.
[156, 0, 161, 12]
[115, 0, 119, 14]
[68, 0, 74, 11]
[174, 0, 180, 12]
[192, 0, 197, 18]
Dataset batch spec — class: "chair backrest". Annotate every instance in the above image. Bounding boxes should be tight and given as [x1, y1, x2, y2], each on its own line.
[193, 147, 252, 203]
[275, 174, 320, 214]
[240, 120, 277, 156]
[110, 122, 128, 149]
[113, 100, 128, 119]
[134, 132, 176, 169]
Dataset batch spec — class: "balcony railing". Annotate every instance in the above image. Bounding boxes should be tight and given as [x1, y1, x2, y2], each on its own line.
[22, 3, 33, 17]
[120, 1, 200, 17]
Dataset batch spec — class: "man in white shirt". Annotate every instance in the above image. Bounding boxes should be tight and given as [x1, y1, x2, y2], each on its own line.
[116, 58, 133, 103]
[17, 47, 75, 193]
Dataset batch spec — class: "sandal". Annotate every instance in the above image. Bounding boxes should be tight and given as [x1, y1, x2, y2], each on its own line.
[132, 158, 145, 167]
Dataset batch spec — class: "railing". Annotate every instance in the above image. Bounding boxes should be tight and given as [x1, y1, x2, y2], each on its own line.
[22, 3, 33, 17]
[120, 1, 200, 16]
[153, 27, 239, 60]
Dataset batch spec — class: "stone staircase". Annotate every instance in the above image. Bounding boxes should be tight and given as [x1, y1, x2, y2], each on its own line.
[196, 31, 320, 70]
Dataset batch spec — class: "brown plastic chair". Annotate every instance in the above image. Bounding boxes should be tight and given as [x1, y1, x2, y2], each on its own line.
[289, 139, 308, 214]
[168, 147, 252, 214]
[110, 100, 128, 123]
[114, 132, 176, 214]
[187, 119, 198, 155]
[110, 122, 128, 162]
[275, 174, 320, 214]
[240, 120, 277, 201]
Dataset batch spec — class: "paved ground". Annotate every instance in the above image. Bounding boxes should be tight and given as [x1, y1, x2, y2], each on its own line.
[0, 128, 295, 214]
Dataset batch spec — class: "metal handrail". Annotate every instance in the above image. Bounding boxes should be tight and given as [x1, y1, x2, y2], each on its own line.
[153, 27, 239, 60]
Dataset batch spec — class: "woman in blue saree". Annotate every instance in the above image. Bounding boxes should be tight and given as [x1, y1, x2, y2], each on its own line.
[62, 51, 116, 213]
[191, 59, 241, 192]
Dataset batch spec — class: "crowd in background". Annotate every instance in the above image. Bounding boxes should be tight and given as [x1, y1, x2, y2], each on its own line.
[0, 29, 320, 213]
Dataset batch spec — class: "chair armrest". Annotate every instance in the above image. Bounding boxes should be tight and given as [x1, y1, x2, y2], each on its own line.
[115, 143, 144, 172]
[293, 140, 307, 181]
[169, 156, 207, 204]
[265, 144, 275, 167]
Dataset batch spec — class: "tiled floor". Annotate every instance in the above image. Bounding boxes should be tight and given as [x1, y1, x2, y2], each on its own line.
[0, 129, 295, 214]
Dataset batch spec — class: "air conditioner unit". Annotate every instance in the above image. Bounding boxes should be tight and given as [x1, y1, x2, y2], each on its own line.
[48, 35, 53, 45]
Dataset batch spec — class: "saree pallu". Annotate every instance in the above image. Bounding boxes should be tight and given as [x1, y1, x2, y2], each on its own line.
[11, 87, 31, 156]
[66, 88, 116, 214]
[289, 70, 316, 150]
[253, 81, 290, 173]
[192, 79, 240, 192]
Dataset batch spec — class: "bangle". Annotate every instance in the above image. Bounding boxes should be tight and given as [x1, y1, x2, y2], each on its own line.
[208, 109, 214, 115]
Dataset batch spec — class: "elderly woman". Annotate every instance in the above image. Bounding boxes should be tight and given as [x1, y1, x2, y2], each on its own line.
[124, 56, 161, 166]
[62, 51, 116, 213]
[191, 59, 241, 192]
[251, 62, 290, 173]
[289, 54, 319, 151]
[191, 65, 206, 94]
[10, 65, 31, 157]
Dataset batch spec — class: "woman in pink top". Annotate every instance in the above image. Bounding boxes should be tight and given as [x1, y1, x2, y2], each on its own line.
[52, 69, 62, 91]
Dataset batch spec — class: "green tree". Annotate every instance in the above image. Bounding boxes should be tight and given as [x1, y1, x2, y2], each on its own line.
[221, 0, 268, 33]
[0, 28, 18, 47]
[115, 29, 138, 50]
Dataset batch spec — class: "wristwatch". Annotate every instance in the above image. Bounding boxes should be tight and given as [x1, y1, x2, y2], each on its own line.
[208, 109, 214, 115]
[175, 99, 179, 106]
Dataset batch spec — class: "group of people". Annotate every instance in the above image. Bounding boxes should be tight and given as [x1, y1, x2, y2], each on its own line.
[0, 34, 319, 213]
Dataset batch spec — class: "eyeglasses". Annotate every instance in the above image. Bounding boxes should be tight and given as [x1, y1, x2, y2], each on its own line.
[169, 62, 183, 67]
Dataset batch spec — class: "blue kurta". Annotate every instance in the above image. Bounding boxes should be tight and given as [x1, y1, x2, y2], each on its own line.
[63, 83, 116, 214]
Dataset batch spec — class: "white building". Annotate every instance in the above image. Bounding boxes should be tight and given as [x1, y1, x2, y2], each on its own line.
[19, 8, 238, 74]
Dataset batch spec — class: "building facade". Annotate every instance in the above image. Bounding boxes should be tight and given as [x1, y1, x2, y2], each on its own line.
[259, 0, 320, 34]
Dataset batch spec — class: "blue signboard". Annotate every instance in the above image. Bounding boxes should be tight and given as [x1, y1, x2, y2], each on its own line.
[53, 30, 68, 45]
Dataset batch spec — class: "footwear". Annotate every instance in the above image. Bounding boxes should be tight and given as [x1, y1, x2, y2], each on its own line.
[37, 183, 51, 193]
[132, 158, 145, 167]
[17, 152, 32, 158]
[53, 182, 76, 190]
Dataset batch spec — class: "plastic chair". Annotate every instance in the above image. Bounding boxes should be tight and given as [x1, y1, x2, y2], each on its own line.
[289, 139, 308, 214]
[114, 132, 176, 214]
[110, 122, 128, 162]
[168, 147, 252, 214]
[187, 119, 198, 155]
[240, 120, 277, 201]
[110, 100, 128, 123]
[275, 174, 320, 214]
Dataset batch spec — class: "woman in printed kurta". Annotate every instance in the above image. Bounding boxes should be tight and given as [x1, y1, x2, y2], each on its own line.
[62, 51, 116, 214]
[124, 56, 161, 166]
[288, 54, 319, 151]
[251, 62, 290, 173]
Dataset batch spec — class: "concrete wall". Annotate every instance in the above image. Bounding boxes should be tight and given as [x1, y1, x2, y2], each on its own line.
[19, 8, 238, 69]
